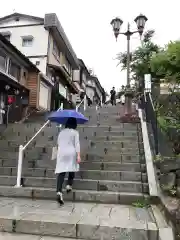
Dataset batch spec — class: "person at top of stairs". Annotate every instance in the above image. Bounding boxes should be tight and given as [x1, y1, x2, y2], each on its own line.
[55, 117, 81, 205]
[110, 87, 116, 106]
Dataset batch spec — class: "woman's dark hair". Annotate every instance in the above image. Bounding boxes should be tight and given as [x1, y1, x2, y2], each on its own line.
[65, 117, 77, 129]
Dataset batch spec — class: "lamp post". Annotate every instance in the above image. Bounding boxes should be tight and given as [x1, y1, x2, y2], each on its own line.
[111, 14, 148, 115]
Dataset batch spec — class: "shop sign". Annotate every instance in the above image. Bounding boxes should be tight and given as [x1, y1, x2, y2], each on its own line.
[7, 95, 15, 104]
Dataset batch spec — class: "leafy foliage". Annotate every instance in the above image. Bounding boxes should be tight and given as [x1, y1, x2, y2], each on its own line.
[116, 30, 160, 80]
[151, 41, 180, 83]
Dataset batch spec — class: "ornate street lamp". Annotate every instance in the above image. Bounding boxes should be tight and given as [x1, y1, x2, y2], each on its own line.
[110, 18, 123, 40]
[134, 14, 148, 35]
[111, 14, 148, 115]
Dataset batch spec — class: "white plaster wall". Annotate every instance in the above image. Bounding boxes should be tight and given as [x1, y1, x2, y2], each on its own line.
[29, 56, 47, 74]
[0, 25, 49, 56]
[0, 25, 49, 74]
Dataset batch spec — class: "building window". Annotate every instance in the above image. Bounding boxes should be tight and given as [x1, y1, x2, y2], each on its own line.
[8, 60, 21, 81]
[0, 49, 7, 72]
[35, 61, 40, 66]
[53, 40, 60, 59]
[22, 36, 33, 47]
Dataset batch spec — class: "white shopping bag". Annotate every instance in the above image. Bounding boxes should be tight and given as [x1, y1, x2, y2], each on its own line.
[51, 146, 58, 160]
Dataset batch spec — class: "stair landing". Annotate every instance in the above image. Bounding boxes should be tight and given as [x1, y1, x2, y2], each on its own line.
[0, 197, 167, 240]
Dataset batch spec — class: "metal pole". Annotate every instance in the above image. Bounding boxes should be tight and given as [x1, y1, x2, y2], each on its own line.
[126, 23, 132, 114]
[16, 145, 24, 187]
[126, 23, 130, 86]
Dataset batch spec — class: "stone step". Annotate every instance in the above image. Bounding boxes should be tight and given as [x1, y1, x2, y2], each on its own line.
[0, 186, 148, 204]
[91, 140, 140, 145]
[86, 147, 141, 155]
[0, 232, 77, 240]
[87, 119, 135, 124]
[80, 124, 138, 130]
[4, 123, 138, 132]
[86, 107, 126, 113]
[0, 145, 143, 160]
[0, 176, 149, 193]
[0, 154, 144, 165]
[82, 153, 144, 163]
[0, 197, 159, 240]
[0, 137, 140, 148]
[0, 132, 139, 144]
[0, 139, 141, 149]
[0, 168, 148, 182]
[0, 159, 146, 171]
[5, 128, 138, 137]
[94, 136, 139, 141]
[0, 138, 140, 149]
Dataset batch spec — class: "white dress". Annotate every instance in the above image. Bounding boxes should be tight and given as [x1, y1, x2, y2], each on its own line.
[55, 128, 80, 174]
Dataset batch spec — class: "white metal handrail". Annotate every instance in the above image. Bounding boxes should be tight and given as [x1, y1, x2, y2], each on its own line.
[16, 103, 63, 187]
[76, 95, 87, 112]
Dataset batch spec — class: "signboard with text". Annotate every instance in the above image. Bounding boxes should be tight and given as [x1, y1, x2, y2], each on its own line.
[144, 74, 151, 92]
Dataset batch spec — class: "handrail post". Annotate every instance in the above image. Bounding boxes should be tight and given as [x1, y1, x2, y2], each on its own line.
[60, 102, 63, 111]
[84, 95, 87, 111]
[16, 145, 24, 187]
[59, 102, 64, 128]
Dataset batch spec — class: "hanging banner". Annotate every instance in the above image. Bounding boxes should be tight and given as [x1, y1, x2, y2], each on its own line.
[144, 74, 151, 92]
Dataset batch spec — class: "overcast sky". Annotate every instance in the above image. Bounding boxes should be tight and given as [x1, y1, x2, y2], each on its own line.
[0, 0, 180, 92]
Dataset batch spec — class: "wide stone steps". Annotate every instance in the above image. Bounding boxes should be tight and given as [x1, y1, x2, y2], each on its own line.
[0, 176, 149, 193]
[0, 168, 148, 182]
[0, 186, 147, 204]
[0, 197, 165, 240]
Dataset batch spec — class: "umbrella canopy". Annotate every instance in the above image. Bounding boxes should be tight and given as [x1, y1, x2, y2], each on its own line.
[48, 109, 88, 124]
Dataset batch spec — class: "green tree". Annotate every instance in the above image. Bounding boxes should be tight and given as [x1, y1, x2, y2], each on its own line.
[150, 41, 180, 145]
[150, 41, 180, 83]
[116, 30, 160, 80]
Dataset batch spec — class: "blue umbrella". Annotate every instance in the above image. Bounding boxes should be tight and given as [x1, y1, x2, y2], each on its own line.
[48, 109, 88, 124]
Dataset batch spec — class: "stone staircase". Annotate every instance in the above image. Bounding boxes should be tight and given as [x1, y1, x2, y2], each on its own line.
[0, 105, 173, 239]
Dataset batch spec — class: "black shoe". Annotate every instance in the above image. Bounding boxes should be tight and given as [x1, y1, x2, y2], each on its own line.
[57, 192, 64, 205]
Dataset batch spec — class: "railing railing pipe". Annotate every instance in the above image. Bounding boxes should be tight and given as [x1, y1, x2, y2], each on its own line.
[23, 120, 50, 150]
[16, 102, 64, 188]
[76, 95, 86, 112]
